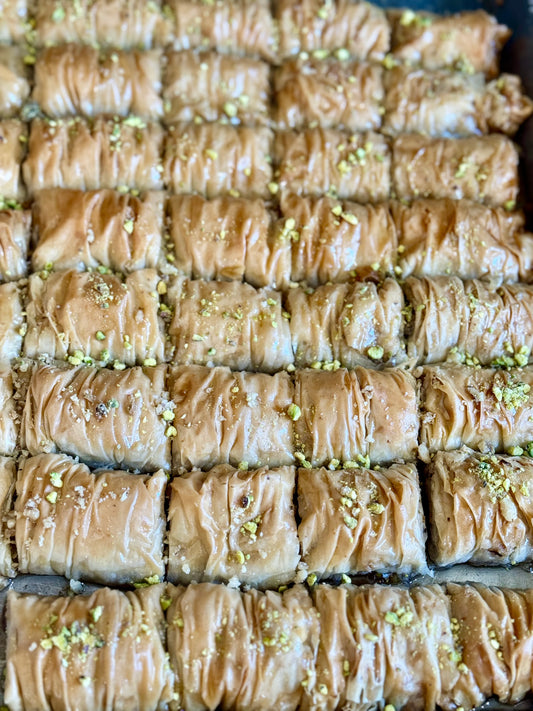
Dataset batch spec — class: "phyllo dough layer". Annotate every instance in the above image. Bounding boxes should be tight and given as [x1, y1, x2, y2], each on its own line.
[420, 364, 533, 455]
[428, 450, 533, 567]
[294, 367, 419, 466]
[0, 0, 27, 43]
[164, 123, 273, 199]
[24, 269, 165, 366]
[0, 367, 18, 456]
[298, 463, 427, 578]
[392, 198, 533, 282]
[33, 45, 163, 120]
[0, 456, 15, 579]
[15, 452, 166, 584]
[31, 189, 164, 273]
[163, 50, 270, 125]
[287, 278, 405, 368]
[0, 119, 26, 201]
[23, 117, 164, 194]
[167, 277, 293, 372]
[166, 195, 289, 287]
[0, 208, 30, 281]
[0, 281, 23, 362]
[274, 59, 384, 132]
[309, 584, 460, 711]
[168, 465, 299, 586]
[22, 363, 171, 472]
[280, 193, 397, 284]
[4, 584, 174, 711]
[0, 45, 30, 119]
[392, 134, 519, 206]
[275, 129, 390, 201]
[166, 582, 319, 711]
[405, 277, 533, 366]
[169, 365, 294, 470]
[389, 8, 510, 76]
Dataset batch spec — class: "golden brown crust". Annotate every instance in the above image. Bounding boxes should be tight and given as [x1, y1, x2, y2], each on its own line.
[169, 365, 294, 470]
[0, 209, 30, 281]
[21, 363, 171, 472]
[168, 465, 299, 586]
[0, 0, 27, 43]
[0, 45, 30, 119]
[164, 123, 273, 199]
[428, 450, 533, 567]
[298, 463, 427, 577]
[0, 456, 15, 578]
[24, 269, 165, 366]
[33, 45, 163, 120]
[5, 585, 174, 711]
[0, 281, 23, 363]
[274, 58, 384, 132]
[167, 277, 293, 372]
[392, 134, 519, 206]
[0, 367, 18, 457]
[163, 50, 269, 125]
[275, 129, 390, 201]
[23, 117, 164, 194]
[389, 8, 510, 77]
[294, 367, 419, 466]
[287, 279, 405, 368]
[31, 189, 164, 273]
[0, 119, 26, 201]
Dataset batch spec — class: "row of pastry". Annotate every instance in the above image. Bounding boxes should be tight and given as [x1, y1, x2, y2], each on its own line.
[2, 43, 532, 135]
[2, 361, 533, 472]
[5, 579, 533, 711]
[2, 191, 532, 286]
[0, 118, 524, 205]
[1, 448, 532, 587]
[5, 268, 533, 372]
[0, 0, 510, 72]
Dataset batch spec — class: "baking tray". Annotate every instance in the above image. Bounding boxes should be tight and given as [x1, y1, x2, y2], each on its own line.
[1, 2, 533, 709]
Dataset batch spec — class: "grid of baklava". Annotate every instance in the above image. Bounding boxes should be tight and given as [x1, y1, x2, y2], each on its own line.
[1, 0, 533, 709]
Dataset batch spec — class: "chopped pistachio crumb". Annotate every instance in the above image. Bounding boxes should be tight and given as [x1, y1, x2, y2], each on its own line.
[134, 574, 161, 588]
[165, 425, 177, 438]
[123, 219, 134, 234]
[367, 345, 384, 360]
[307, 573, 317, 586]
[205, 148, 218, 160]
[160, 595, 172, 611]
[287, 403, 301, 421]
[143, 357, 157, 366]
[50, 471, 63, 488]
[90, 606, 103, 623]
[52, 5, 65, 22]
[162, 409, 175, 421]
[384, 607, 414, 627]
[223, 101, 238, 118]
[95, 330, 106, 341]
[45, 491, 58, 504]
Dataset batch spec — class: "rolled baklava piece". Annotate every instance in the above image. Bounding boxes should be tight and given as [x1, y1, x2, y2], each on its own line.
[168, 465, 299, 586]
[0, 281, 23, 362]
[294, 367, 419, 466]
[0, 0, 27, 43]
[277, 0, 390, 61]
[4, 585, 174, 711]
[310, 584, 460, 711]
[169, 365, 294, 470]
[23, 117, 164, 194]
[389, 8, 510, 77]
[405, 276, 533, 366]
[398, 134, 520, 208]
[31, 189, 164, 273]
[0, 208, 30, 281]
[383, 66, 533, 137]
[392, 198, 533, 282]
[15, 452, 166, 584]
[274, 59, 384, 132]
[164, 123, 273, 199]
[167, 277, 293, 372]
[0, 367, 17, 456]
[163, 0, 277, 60]
[444, 584, 533, 710]
[22, 363, 171, 472]
[0, 119, 26, 200]
[0, 45, 30, 118]
[24, 268, 165, 366]
[280, 193, 397, 285]
[298, 462, 427, 578]
[275, 129, 390, 202]
[34, 0, 165, 49]
[166, 582, 319, 711]
[428, 450, 533, 567]
[166, 194, 290, 287]
[392, 134, 519, 206]
[287, 278, 405, 368]
[33, 45, 163, 120]
[0, 456, 16, 580]
[420, 364, 533, 455]
[163, 50, 269, 125]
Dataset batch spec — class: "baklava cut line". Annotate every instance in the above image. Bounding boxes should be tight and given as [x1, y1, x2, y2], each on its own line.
[25, 191, 533, 287]
[6, 581, 533, 711]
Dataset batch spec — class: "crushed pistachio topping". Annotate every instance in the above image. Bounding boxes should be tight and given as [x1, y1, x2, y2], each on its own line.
[46, 491, 58, 504]
[160, 594, 172, 611]
[287, 403, 301, 421]
[50, 471, 63, 488]
[470, 458, 514, 502]
[90, 606, 103, 623]
[384, 607, 414, 627]
[367, 346, 384, 361]
[133, 575, 160, 588]
[492, 379, 530, 411]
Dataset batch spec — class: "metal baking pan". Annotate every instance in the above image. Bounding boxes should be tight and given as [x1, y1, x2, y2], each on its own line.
[1, 2, 533, 710]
